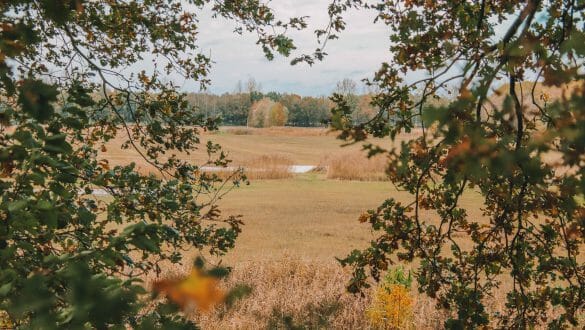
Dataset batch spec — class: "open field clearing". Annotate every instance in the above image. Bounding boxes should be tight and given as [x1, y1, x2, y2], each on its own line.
[95, 126, 581, 328]
[158, 174, 578, 329]
[202, 173, 397, 263]
[100, 126, 401, 180]
[196, 173, 486, 264]
[162, 175, 494, 328]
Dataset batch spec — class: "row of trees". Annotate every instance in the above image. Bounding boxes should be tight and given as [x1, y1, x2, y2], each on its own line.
[184, 78, 379, 127]
[247, 98, 288, 127]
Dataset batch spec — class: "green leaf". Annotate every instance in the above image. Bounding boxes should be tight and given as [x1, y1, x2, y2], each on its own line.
[8, 199, 27, 212]
[0, 282, 12, 297]
[17, 79, 58, 123]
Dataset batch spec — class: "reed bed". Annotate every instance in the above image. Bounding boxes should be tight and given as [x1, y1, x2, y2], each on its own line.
[240, 154, 294, 180]
[322, 150, 389, 181]
[151, 258, 576, 329]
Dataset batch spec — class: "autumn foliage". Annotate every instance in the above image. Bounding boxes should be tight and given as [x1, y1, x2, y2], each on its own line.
[247, 98, 289, 127]
[366, 267, 414, 329]
[331, 0, 585, 328]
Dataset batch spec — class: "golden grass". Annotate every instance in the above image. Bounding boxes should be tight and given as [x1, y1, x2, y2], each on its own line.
[322, 150, 388, 181]
[150, 257, 583, 329]
[201, 175, 407, 263]
[194, 258, 372, 329]
[99, 126, 406, 180]
[241, 154, 293, 180]
[178, 154, 295, 181]
[99, 126, 402, 166]
[93, 126, 582, 328]
[222, 127, 254, 135]
[152, 258, 445, 329]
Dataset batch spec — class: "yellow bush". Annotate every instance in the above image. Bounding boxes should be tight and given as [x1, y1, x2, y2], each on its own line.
[367, 283, 413, 329]
[247, 98, 288, 127]
[0, 310, 12, 329]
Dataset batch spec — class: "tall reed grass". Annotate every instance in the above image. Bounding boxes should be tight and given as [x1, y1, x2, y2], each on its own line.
[322, 150, 388, 181]
[154, 259, 575, 329]
[241, 154, 294, 180]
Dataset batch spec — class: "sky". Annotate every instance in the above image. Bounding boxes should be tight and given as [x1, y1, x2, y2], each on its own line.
[187, 1, 391, 97]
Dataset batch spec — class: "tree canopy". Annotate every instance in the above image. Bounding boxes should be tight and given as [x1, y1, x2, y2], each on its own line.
[0, 0, 304, 328]
[329, 0, 585, 328]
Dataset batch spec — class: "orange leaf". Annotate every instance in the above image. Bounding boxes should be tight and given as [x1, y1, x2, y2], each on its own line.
[152, 269, 225, 312]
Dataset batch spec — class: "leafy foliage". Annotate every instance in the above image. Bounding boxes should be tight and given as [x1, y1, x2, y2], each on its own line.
[0, 0, 304, 328]
[332, 0, 585, 328]
[382, 266, 412, 289]
[367, 287, 412, 329]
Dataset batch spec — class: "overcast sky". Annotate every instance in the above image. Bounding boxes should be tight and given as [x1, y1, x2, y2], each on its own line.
[186, 1, 390, 96]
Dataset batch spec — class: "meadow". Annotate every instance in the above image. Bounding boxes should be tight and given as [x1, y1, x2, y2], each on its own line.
[100, 127, 510, 329]
[101, 126, 397, 181]
[95, 123, 585, 329]
[185, 173, 486, 329]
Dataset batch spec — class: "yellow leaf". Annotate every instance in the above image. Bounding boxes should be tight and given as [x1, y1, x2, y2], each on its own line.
[152, 269, 225, 312]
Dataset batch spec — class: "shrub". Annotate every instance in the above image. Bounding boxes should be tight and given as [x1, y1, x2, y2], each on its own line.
[366, 267, 414, 329]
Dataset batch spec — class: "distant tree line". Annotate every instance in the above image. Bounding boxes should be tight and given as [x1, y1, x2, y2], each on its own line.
[184, 78, 381, 127]
[45, 78, 441, 128]
[185, 91, 333, 127]
[108, 78, 425, 128]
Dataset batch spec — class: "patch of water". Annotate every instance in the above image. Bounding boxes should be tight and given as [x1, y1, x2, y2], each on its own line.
[288, 165, 316, 173]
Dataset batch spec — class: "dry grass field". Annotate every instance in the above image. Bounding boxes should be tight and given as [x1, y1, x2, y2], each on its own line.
[98, 126, 581, 329]
[323, 150, 388, 181]
[160, 258, 448, 330]
[177, 174, 488, 328]
[202, 174, 399, 263]
[197, 173, 485, 264]
[100, 126, 400, 179]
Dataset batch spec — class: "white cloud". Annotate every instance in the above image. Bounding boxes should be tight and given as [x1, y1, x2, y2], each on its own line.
[186, 1, 390, 96]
